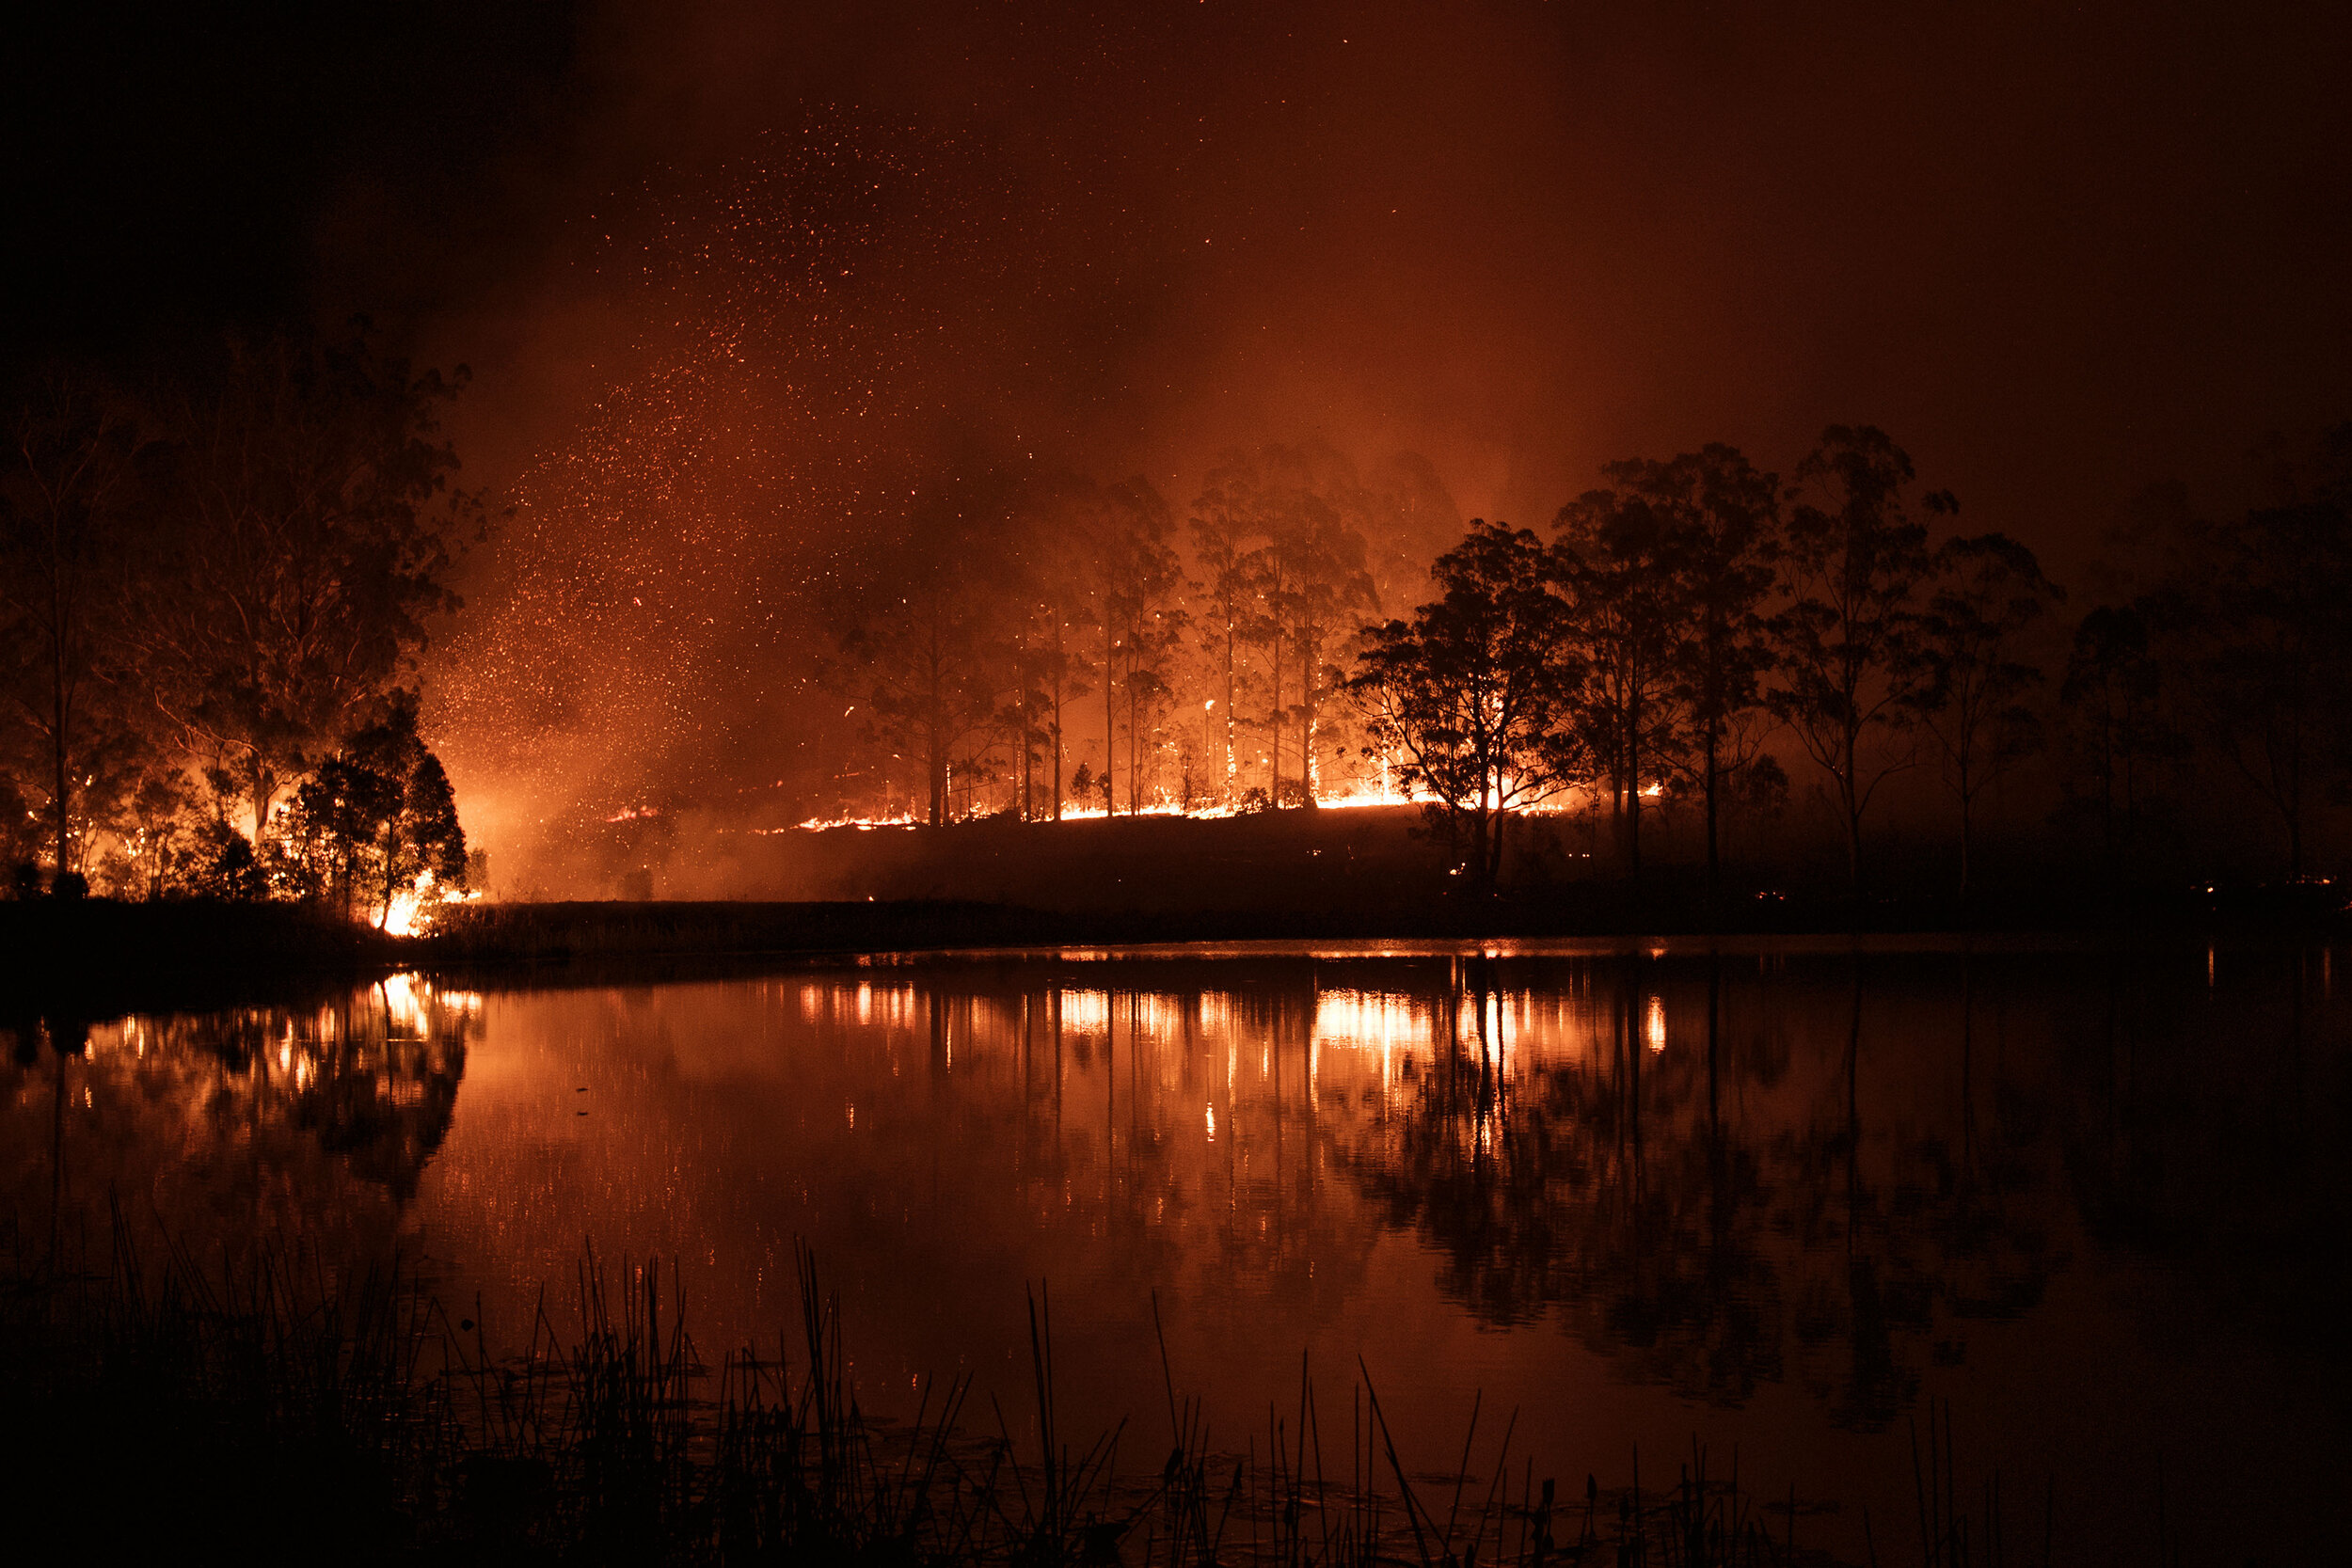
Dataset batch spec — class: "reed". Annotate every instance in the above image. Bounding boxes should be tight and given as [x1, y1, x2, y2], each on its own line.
[4, 1208, 1993, 1566]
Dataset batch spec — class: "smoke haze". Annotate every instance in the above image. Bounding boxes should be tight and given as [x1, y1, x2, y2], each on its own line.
[48, 2, 2331, 891]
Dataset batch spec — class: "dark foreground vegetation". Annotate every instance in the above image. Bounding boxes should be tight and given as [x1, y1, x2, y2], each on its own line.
[3, 1212, 2045, 1568]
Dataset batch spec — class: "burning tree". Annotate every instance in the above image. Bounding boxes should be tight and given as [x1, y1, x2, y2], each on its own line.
[277, 692, 466, 927]
[1190, 444, 1376, 806]
[1086, 478, 1184, 814]
[1001, 473, 1105, 821]
[844, 473, 1044, 826]
[141, 327, 477, 845]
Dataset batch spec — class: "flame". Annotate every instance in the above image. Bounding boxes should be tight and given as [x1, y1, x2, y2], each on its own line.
[382, 871, 480, 937]
[784, 771, 1600, 832]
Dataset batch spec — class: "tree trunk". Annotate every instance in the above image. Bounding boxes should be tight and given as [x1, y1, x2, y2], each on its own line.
[1051, 626, 1065, 822]
[1300, 619, 1318, 803]
[1488, 792, 1507, 894]
[1269, 616, 1282, 805]
[1957, 771, 1974, 902]
[1842, 719, 1866, 899]
[1017, 657, 1032, 821]
[378, 823, 399, 929]
[50, 661, 70, 878]
[1104, 622, 1117, 816]
[929, 726, 947, 827]
[1625, 680, 1643, 891]
[1703, 718, 1721, 913]
[249, 756, 276, 846]
[1220, 621, 1236, 800]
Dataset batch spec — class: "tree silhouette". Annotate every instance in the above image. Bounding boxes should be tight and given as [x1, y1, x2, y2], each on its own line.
[142, 328, 474, 844]
[1770, 426, 1946, 896]
[2147, 449, 2352, 879]
[1191, 445, 1376, 806]
[1090, 478, 1184, 813]
[1351, 522, 1585, 895]
[1573, 445, 1787, 903]
[280, 691, 466, 925]
[1917, 532, 2060, 897]
[0, 371, 148, 884]
[1554, 474, 1690, 886]
[1187, 478, 1257, 804]
[2058, 604, 2172, 870]
[845, 479, 1022, 826]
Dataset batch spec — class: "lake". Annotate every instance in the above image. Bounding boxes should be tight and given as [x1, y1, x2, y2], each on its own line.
[7, 939, 2345, 1563]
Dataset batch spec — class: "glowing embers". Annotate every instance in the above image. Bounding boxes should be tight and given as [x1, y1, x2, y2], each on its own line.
[1645, 993, 1667, 1053]
[786, 812, 919, 832]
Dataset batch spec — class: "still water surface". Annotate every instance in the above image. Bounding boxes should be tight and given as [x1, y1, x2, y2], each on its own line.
[8, 942, 2346, 1562]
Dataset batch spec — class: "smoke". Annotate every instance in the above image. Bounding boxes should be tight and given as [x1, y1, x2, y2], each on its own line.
[365, 1, 2352, 894]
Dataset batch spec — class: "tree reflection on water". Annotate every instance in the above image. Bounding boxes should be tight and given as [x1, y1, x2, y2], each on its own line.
[1342, 953, 2084, 1431]
[2, 974, 472, 1268]
[7, 944, 2344, 1460]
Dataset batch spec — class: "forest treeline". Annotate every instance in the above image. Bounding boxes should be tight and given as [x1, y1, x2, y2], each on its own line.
[838, 424, 2352, 901]
[0, 332, 476, 924]
[10, 325, 2350, 918]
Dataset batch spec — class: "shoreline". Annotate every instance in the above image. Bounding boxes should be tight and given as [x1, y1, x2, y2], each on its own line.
[2, 888, 2344, 1012]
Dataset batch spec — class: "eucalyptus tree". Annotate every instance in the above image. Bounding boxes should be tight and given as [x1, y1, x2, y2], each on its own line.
[2058, 604, 2170, 868]
[1187, 470, 1256, 801]
[1917, 532, 2061, 896]
[144, 328, 476, 844]
[1351, 521, 1586, 896]
[0, 370, 150, 884]
[2149, 468, 2352, 880]
[1010, 474, 1110, 820]
[1192, 443, 1376, 805]
[1553, 473, 1690, 886]
[846, 477, 1022, 827]
[1091, 477, 1185, 813]
[280, 691, 465, 926]
[1588, 445, 1786, 901]
[1769, 426, 1947, 897]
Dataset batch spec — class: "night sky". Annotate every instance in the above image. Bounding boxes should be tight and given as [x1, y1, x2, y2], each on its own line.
[11, 1, 2350, 875]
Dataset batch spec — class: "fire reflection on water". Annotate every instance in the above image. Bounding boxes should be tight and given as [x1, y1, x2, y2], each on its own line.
[7, 950, 2346, 1568]
[4, 976, 477, 1274]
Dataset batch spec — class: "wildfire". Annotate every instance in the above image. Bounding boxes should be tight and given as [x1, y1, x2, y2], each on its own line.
[777, 770, 1613, 832]
[382, 871, 479, 937]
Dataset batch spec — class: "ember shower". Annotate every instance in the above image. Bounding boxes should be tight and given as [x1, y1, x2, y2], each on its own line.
[430, 119, 1102, 894]
[425, 119, 1475, 898]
